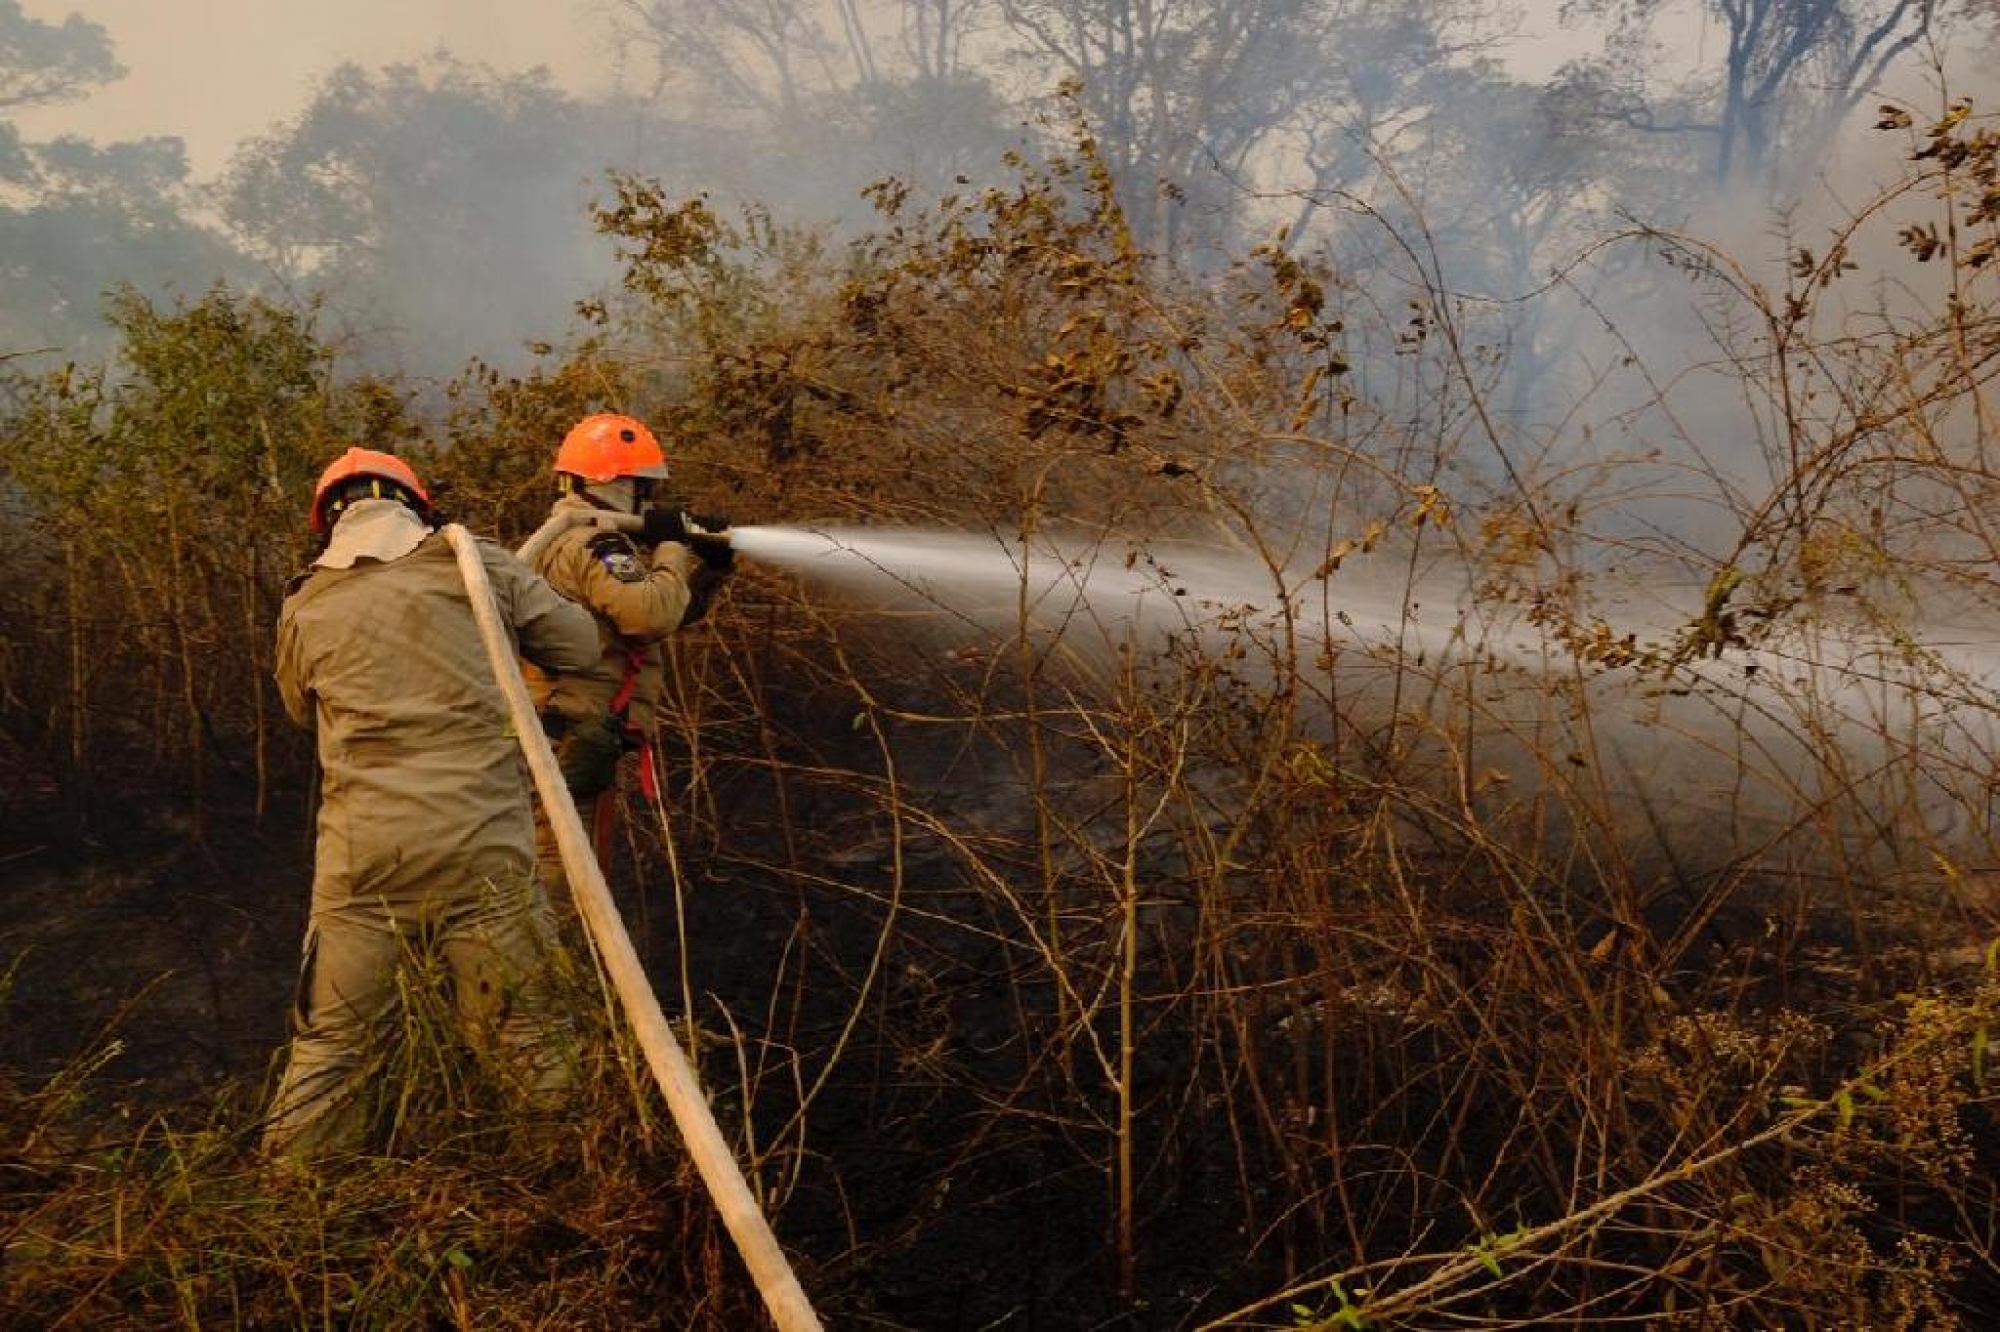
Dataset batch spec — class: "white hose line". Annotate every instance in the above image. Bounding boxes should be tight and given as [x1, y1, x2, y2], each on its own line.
[444, 525, 824, 1332]
[515, 507, 640, 568]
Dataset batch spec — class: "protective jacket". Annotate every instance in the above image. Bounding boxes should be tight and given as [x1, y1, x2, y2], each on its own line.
[522, 494, 697, 735]
[278, 509, 600, 905]
[265, 502, 599, 1157]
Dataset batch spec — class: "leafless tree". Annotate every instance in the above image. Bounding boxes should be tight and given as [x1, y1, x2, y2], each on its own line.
[900, 0, 984, 78]
[992, 0, 1346, 257]
[615, 0, 868, 123]
[1577, 0, 1938, 189]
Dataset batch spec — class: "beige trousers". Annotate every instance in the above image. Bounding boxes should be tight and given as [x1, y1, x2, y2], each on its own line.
[262, 874, 572, 1159]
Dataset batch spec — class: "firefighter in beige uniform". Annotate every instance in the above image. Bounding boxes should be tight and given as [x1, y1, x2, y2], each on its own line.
[265, 447, 600, 1159]
[522, 413, 732, 901]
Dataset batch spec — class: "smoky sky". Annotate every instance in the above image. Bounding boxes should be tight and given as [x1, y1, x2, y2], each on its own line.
[10, 0, 617, 176]
[12, 0, 1611, 177]
[4, 0, 1990, 441]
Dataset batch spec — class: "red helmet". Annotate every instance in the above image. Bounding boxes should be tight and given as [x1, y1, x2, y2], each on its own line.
[310, 446, 432, 534]
[555, 413, 668, 483]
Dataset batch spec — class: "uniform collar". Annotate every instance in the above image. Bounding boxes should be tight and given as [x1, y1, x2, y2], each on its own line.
[315, 499, 430, 569]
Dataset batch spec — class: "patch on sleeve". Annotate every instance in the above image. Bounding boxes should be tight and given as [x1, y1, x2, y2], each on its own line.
[587, 531, 647, 583]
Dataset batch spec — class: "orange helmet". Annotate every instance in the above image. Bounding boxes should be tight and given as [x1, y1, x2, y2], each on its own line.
[555, 413, 669, 483]
[310, 446, 432, 534]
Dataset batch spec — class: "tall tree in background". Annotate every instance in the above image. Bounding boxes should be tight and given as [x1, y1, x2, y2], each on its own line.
[993, 0, 1340, 258]
[0, 0, 120, 208]
[901, 0, 984, 77]
[0, 2, 245, 358]
[1403, 73, 1644, 419]
[1270, 0, 1499, 239]
[0, 0, 118, 112]
[615, 0, 1020, 205]
[985, 0, 1513, 262]
[618, 0, 856, 124]
[219, 58, 617, 375]
[1569, 0, 1938, 191]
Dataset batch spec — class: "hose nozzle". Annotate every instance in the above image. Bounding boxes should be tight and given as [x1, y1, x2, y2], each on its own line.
[640, 507, 734, 570]
[687, 525, 733, 569]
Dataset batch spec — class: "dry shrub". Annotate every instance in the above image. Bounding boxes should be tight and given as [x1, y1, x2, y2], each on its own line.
[576, 114, 2000, 1325]
[0, 947, 781, 1329]
[0, 287, 409, 833]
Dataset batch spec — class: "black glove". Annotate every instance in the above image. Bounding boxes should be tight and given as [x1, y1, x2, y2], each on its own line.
[640, 507, 729, 539]
[640, 507, 693, 545]
[641, 508, 734, 570]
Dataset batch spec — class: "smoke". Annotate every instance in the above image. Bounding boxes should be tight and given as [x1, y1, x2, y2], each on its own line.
[735, 521, 2000, 886]
[5, 0, 1990, 390]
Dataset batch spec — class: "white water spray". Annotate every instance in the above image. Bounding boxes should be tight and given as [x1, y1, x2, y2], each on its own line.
[728, 522, 2000, 880]
[729, 523, 1426, 652]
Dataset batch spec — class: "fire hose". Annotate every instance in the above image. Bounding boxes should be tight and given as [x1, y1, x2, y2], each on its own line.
[443, 524, 822, 1332]
[514, 505, 729, 568]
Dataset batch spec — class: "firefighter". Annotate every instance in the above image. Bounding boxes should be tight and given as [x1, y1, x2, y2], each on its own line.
[522, 412, 733, 901]
[264, 447, 600, 1159]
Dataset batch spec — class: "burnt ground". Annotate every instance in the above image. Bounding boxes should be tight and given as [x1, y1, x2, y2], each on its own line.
[0, 741, 1208, 1330]
[0, 797, 307, 1110]
[13, 732, 2000, 1327]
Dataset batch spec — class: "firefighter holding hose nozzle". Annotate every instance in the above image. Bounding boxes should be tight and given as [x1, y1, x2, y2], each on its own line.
[522, 412, 735, 900]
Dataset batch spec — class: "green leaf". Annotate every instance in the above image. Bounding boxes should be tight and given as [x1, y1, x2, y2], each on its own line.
[1471, 1236, 1503, 1278]
[444, 1247, 474, 1270]
[1323, 1279, 1368, 1330]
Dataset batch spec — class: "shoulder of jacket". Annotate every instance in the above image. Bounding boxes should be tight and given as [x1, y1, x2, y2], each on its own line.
[544, 516, 607, 558]
[283, 564, 344, 606]
[467, 531, 521, 566]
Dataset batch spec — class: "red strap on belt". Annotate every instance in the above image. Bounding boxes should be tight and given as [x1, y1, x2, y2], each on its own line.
[608, 644, 646, 716]
[609, 644, 660, 802]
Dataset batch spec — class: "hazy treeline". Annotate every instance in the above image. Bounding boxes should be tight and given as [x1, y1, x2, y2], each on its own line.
[0, 0, 1986, 376]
